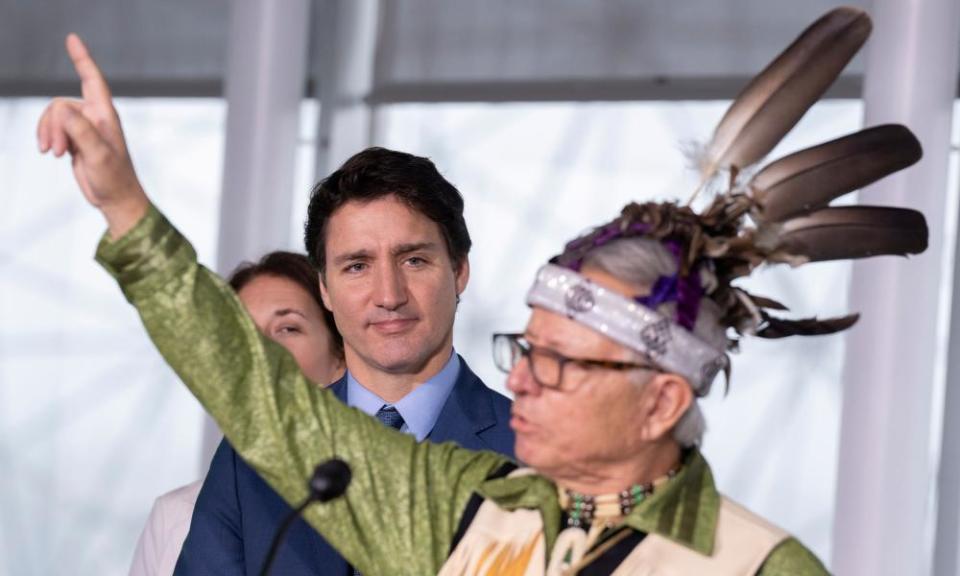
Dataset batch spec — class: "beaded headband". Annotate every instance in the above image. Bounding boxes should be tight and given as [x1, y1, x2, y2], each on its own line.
[526, 264, 728, 393]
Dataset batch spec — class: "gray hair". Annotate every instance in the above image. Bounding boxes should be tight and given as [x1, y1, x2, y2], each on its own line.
[580, 238, 727, 447]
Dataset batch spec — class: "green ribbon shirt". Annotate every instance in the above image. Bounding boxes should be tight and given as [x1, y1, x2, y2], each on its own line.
[96, 205, 828, 575]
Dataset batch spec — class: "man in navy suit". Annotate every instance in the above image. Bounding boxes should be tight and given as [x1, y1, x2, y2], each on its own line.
[175, 148, 515, 575]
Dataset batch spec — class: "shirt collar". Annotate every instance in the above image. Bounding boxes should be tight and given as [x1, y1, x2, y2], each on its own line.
[476, 449, 720, 559]
[619, 449, 719, 555]
[345, 350, 461, 441]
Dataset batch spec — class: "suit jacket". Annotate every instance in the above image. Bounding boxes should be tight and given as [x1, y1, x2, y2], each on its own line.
[174, 357, 514, 575]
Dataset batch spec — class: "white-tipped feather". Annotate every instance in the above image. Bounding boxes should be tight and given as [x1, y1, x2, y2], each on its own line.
[690, 7, 872, 204]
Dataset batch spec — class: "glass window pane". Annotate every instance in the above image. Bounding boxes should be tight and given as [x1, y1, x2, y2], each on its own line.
[0, 97, 225, 575]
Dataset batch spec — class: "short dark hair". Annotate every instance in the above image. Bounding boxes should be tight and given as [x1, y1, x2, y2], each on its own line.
[228, 251, 344, 360]
[303, 147, 472, 275]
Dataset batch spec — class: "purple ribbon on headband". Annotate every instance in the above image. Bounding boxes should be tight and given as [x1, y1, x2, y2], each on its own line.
[561, 222, 702, 330]
[636, 275, 677, 309]
[634, 240, 703, 331]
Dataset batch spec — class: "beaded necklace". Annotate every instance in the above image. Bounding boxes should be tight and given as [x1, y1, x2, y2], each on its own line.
[559, 466, 679, 529]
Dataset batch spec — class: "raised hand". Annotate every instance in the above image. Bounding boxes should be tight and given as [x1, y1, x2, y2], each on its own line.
[37, 34, 149, 239]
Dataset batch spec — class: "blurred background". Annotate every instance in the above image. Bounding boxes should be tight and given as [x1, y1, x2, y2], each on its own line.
[1, 1, 959, 574]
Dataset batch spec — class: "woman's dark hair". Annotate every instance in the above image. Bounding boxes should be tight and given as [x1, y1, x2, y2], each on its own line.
[303, 147, 472, 275]
[228, 251, 344, 360]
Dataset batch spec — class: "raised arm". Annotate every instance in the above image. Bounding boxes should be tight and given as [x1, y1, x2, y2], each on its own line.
[37, 34, 148, 239]
[39, 35, 506, 575]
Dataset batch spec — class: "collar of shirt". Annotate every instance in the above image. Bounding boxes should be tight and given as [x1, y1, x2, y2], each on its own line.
[345, 350, 461, 441]
[476, 449, 720, 559]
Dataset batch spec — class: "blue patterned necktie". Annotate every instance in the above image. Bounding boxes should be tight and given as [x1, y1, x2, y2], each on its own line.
[352, 405, 406, 575]
[375, 404, 406, 431]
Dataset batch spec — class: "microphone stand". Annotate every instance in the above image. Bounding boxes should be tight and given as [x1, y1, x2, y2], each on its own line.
[258, 458, 352, 576]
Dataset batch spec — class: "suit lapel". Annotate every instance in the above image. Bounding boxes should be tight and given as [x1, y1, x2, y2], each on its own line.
[329, 374, 349, 403]
[429, 357, 498, 450]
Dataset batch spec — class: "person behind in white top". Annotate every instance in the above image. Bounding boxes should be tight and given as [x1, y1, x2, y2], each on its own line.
[128, 251, 345, 576]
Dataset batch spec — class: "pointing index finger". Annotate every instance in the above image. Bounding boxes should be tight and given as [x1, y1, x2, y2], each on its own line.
[65, 33, 113, 107]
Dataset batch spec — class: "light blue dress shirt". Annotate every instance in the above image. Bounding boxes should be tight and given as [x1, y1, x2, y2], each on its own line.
[345, 350, 460, 441]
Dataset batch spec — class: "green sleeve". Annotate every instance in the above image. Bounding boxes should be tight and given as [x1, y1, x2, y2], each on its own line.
[95, 205, 507, 575]
[757, 537, 831, 576]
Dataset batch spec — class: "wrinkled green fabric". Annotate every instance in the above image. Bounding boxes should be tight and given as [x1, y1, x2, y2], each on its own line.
[759, 538, 830, 576]
[96, 205, 828, 575]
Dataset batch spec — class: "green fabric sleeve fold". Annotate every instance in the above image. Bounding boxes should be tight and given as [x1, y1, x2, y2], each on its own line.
[96, 206, 507, 575]
[757, 537, 831, 575]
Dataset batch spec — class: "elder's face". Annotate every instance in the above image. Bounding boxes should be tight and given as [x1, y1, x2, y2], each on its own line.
[506, 263, 694, 478]
[506, 307, 653, 478]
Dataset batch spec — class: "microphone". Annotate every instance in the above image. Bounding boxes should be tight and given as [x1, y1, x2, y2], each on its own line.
[309, 458, 352, 502]
[259, 458, 352, 576]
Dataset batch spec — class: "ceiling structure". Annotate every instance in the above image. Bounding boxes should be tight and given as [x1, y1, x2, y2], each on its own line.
[1, 0, 872, 100]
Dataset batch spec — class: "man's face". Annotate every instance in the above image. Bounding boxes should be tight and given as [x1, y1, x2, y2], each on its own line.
[320, 195, 468, 380]
[506, 266, 660, 478]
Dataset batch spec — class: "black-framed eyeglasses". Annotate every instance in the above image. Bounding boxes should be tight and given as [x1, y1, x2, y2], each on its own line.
[492, 332, 662, 390]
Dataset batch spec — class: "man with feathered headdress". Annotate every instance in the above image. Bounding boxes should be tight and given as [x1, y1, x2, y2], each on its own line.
[39, 7, 926, 574]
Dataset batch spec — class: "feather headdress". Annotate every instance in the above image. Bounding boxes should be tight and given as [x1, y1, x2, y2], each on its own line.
[531, 7, 928, 388]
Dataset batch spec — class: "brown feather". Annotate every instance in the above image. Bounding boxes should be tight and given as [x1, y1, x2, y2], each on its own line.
[752, 124, 922, 221]
[757, 313, 860, 338]
[750, 294, 789, 311]
[775, 206, 928, 262]
[701, 7, 871, 182]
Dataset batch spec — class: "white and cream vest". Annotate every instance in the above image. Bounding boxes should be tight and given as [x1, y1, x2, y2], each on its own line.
[440, 478, 787, 576]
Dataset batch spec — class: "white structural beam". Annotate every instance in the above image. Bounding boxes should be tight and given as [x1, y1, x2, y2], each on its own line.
[935, 62, 960, 576]
[937, 195, 960, 571]
[832, 1, 960, 575]
[200, 0, 312, 466]
[313, 0, 381, 177]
